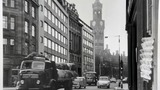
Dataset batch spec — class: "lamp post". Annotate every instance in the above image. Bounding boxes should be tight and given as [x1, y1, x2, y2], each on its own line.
[105, 35, 123, 88]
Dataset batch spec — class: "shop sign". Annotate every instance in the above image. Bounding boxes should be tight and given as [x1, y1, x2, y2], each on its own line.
[140, 37, 154, 81]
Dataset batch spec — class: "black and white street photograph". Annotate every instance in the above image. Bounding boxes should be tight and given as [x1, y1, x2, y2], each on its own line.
[2, 0, 160, 90]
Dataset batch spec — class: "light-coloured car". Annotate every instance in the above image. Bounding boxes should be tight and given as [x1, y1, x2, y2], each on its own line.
[110, 77, 116, 83]
[73, 77, 86, 89]
[97, 76, 110, 88]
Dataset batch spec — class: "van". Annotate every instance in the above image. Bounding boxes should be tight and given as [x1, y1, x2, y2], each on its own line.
[73, 77, 86, 89]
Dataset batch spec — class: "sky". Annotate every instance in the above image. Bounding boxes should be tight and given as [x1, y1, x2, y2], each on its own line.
[67, 0, 128, 55]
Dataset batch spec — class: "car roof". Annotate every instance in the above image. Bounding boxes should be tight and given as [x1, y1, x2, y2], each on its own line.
[99, 76, 109, 78]
[77, 76, 85, 78]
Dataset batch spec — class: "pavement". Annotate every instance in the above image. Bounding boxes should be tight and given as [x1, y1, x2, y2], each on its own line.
[114, 83, 128, 90]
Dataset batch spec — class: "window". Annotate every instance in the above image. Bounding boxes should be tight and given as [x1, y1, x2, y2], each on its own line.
[3, 38, 7, 45]
[44, 22, 47, 32]
[11, 0, 15, 7]
[48, 25, 51, 35]
[52, 28, 55, 37]
[52, 15, 55, 24]
[55, 43, 58, 51]
[61, 23, 63, 31]
[58, 45, 60, 53]
[52, 55, 55, 61]
[58, 21, 61, 29]
[25, 42, 29, 55]
[55, 5, 57, 13]
[48, 40, 51, 48]
[48, 11, 51, 20]
[10, 17, 15, 30]
[44, 7, 47, 17]
[55, 18, 58, 26]
[44, 37, 47, 46]
[52, 1, 54, 10]
[61, 46, 63, 54]
[32, 6, 35, 18]
[52, 42, 55, 50]
[25, 1, 29, 13]
[25, 21, 28, 33]
[55, 31, 57, 39]
[10, 39, 14, 45]
[32, 25, 35, 37]
[3, 0, 7, 6]
[61, 35, 63, 42]
[3, 16, 7, 29]
[3, 38, 7, 54]
[48, 0, 51, 6]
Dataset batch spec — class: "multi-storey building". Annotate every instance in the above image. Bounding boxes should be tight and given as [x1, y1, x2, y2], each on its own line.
[38, 0, 69, 63]
[126, 0, 160, 90]
[64, 2, 83, 76]
[79, 19, 95, 76]
[3, 0, 39, 87]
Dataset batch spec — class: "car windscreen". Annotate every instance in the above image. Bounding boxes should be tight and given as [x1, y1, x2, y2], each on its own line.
[21, 61, 45, 70]
[99, 77, 109, 80]
[86, 73, 96, 77]
[74, 78, 83, 81]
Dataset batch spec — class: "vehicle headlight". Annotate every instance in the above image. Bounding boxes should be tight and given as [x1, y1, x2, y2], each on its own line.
[36, 80, 40, 84]
[20, 80, 24, 84]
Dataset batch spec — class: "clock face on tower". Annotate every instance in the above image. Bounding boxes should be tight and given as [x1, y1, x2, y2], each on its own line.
[100, 21, 103, 26]
[92, 21, 96, 26]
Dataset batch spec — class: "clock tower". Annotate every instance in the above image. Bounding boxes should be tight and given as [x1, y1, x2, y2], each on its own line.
[90, 0, 105, 55]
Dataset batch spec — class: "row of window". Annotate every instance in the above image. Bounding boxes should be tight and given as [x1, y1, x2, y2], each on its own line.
[44, 37, 67, 56]
[83, 47, 93, 55]
[83, 39, 94, 48]
[25, 20, 36, 37]
[3, 0, 15, 8]
[25, 0, 36, 18]
[44, 52, 67, 63]
[44, 0, 67, 23]
[84, 56, 93, 64]
[44, 7, 68, 34]
[3, 38, 14, 45]
[83, 30, 94, 40]
[44, 22, 67, 45]
[3, 16, 15, 30]
[3, 38, 14, 54]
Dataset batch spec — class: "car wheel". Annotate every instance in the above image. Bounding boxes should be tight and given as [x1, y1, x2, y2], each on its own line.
[78, 85, 81, 89]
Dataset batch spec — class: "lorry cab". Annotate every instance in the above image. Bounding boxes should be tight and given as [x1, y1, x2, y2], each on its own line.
[85, 72, 97, 86]
[17, 56, 57, 90]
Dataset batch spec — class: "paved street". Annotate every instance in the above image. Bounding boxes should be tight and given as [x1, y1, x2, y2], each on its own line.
[3, 83, 128, 90]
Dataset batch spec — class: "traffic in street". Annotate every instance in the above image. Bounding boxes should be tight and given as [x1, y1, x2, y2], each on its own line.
[4, 83, 128, 90]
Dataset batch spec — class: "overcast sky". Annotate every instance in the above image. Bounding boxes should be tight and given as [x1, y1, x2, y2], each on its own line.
[67, 0, 127, 55]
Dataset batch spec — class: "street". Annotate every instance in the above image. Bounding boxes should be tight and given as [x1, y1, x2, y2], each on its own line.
[3, 83, 128, 90]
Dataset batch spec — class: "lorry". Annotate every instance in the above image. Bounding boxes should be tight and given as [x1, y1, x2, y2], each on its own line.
[17, 52, 77, 90]
[85, 71, 98, 85]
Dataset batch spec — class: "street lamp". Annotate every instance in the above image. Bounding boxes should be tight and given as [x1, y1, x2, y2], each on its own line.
[105, 35, 123, 88]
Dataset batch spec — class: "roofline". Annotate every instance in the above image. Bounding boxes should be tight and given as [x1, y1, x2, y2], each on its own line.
[78, 18, 93, 30]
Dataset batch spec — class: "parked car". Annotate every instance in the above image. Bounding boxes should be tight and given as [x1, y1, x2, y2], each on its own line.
[73, 77, 86, 89]
[97, 76, 110, 88]
[110, 77, 116, 83]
